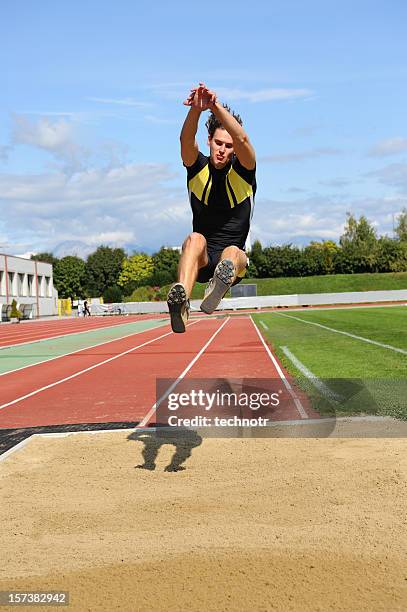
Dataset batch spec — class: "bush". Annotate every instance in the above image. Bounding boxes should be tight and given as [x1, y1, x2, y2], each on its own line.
[150, 248, 180, 285]
[124, 285, 168, 302]
[103, 285, 123, 303]
[10, 299, 21, 319]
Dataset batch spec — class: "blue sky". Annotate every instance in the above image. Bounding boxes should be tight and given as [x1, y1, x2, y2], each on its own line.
[1, 0, 406, 257]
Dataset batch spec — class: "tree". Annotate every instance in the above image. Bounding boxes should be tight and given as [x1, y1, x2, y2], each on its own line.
[31, 252, 59, 267]
[340, 213, 378, 248]
[339, 213, 379, 272]
[376, 237, 407, 272]
[150, 247, 180, 285]
[305, 241, 340, 275]
[103, 285, 123, 303]
[54, 256, 86, 299]
[85, 246, 126, 296]
[260, 245, 305, 278]
[395, 208, 407, 242]
[117, 253, 154, 295]
[248, 240, 265, 277]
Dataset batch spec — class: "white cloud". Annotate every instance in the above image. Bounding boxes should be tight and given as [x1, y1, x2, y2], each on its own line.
[260, 148, 341, 163]
[286, 187, 308, 193]
[147, 82, 314, 104]
[144, 114, 178, 125]
[0, 145, 12, 162]
[13, 251, 36, 259]
[87, 97, 152, 108]
[250, 194, 405, 246]
[290, 125, 321, 138]
[87, 231, 135, 245]
[368, 137, 407, 157]
[17, 111, 81, 118]
[0, 162, 191, 255]
[319, 178, 353, 188]
[12, 114, 89, 172]
[215, 87, 313, 103]
[13, 115, 75, 150]
[366, 163, 407, 193]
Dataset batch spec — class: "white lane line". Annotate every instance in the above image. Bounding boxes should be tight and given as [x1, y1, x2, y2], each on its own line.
[281, 346, 342, 403]
[138, 317, 230, 428]
[0, 428, 133, 464]
[0, 321, 130, 346]
[0, 319, 170, 378]
[275, 312, 407, 356]
[3, 413, 404, 464]
[0, 320, 202, 412]
[0, 317, 169, 350]
[259, 320, 268, 330]
[250, 316, 308, 419]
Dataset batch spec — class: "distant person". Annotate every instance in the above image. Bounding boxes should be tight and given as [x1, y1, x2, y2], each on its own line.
[83, 300, 91, 316]
[167, 82, 256, 333]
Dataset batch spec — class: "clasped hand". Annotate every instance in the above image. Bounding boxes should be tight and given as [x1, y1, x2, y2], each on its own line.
[183, 82, 217, 111]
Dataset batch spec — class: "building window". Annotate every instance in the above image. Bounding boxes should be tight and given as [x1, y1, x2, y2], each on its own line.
[18, 273, 26, 296]
[0, 270, 4, 295]
[28, 274, 35, 297]
[45, 276, 52, 297]
[38, 275, 44, 297]
[8, 272, 16, 295]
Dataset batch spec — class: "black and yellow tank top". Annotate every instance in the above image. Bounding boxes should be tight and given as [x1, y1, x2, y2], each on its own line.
[185, 152, 256, 252]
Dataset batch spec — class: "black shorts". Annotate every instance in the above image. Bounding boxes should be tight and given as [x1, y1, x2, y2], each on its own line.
[197, 249, 246, 285]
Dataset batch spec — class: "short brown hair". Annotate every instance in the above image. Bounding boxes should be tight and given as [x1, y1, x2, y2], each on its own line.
[205, 104, 243, 138]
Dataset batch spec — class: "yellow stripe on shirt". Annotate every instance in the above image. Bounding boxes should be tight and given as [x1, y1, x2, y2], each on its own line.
[225, 178, 235, 208]
[188, 165, 211, 201]
[204, 176, 212, 205]
[227, 167, 253, 205]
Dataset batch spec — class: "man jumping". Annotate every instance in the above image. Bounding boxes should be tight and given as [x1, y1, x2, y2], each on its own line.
[167, 82, 256, 333]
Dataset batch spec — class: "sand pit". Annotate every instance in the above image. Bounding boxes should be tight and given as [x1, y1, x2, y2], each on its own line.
[0, 424, 406, 611]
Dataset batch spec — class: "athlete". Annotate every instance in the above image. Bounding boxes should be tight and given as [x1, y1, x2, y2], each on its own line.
[167, 82, 256, 333]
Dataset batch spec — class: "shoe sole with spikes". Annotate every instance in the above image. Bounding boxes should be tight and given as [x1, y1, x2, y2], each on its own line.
[167, 283, 190, 333]
[200, 259, 235, 314]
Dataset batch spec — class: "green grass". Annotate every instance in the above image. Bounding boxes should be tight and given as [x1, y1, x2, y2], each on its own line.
[132, 271, 407, 301]
[189, 271, 407, 299]
[253, 306, 407, 420]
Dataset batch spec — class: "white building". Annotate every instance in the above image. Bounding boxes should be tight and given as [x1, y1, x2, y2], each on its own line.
[0, 253, 58, 319]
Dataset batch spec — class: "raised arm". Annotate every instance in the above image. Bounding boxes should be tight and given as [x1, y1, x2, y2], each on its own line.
[180, 107, 201, 167]
[211, 101, 256, 170]
[180, 83, 217, 167]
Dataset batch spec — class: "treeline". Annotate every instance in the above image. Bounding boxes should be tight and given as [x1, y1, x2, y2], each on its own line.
[31, 246, 180, 302]
[249, 211, 407, 278]
[33, 210, 407, 300]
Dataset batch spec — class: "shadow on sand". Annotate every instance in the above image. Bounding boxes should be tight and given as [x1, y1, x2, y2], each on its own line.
[128, 425, 202, 472]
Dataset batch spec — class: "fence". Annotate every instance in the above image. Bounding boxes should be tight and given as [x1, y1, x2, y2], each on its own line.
[90, 289, 407, 315]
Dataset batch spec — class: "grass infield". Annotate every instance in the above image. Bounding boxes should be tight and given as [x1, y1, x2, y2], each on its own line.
[189, 271, 407, 299]
[253, 306, 407, 420]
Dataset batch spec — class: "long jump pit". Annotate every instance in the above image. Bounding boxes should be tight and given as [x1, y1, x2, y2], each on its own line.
[0, 418, 406, 612]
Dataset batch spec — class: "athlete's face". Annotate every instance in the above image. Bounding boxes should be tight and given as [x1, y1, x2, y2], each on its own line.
[208, 128, 234, 169]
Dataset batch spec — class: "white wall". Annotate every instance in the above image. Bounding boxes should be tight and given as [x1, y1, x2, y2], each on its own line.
[91, 289, 407, 315]
[0, 253, 58, 317]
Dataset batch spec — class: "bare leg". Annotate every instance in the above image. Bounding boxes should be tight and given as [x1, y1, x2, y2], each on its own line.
[178, 232, 208, 297]
[200, 245, 247, 315]
[220, 246, 248, 283]
[167, 233, 208, 333]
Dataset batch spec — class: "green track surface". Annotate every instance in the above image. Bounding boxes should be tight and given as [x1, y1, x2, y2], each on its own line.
[253, 307, 407, 419]
[0, 318, 169, 376]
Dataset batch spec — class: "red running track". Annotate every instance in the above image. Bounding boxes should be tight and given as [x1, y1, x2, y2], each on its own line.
[0, 316, 315, 429]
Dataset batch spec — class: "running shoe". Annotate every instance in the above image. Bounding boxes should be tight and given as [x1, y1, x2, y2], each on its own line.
[200, 259, 235, 314]
[167, 282, 190, 333]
